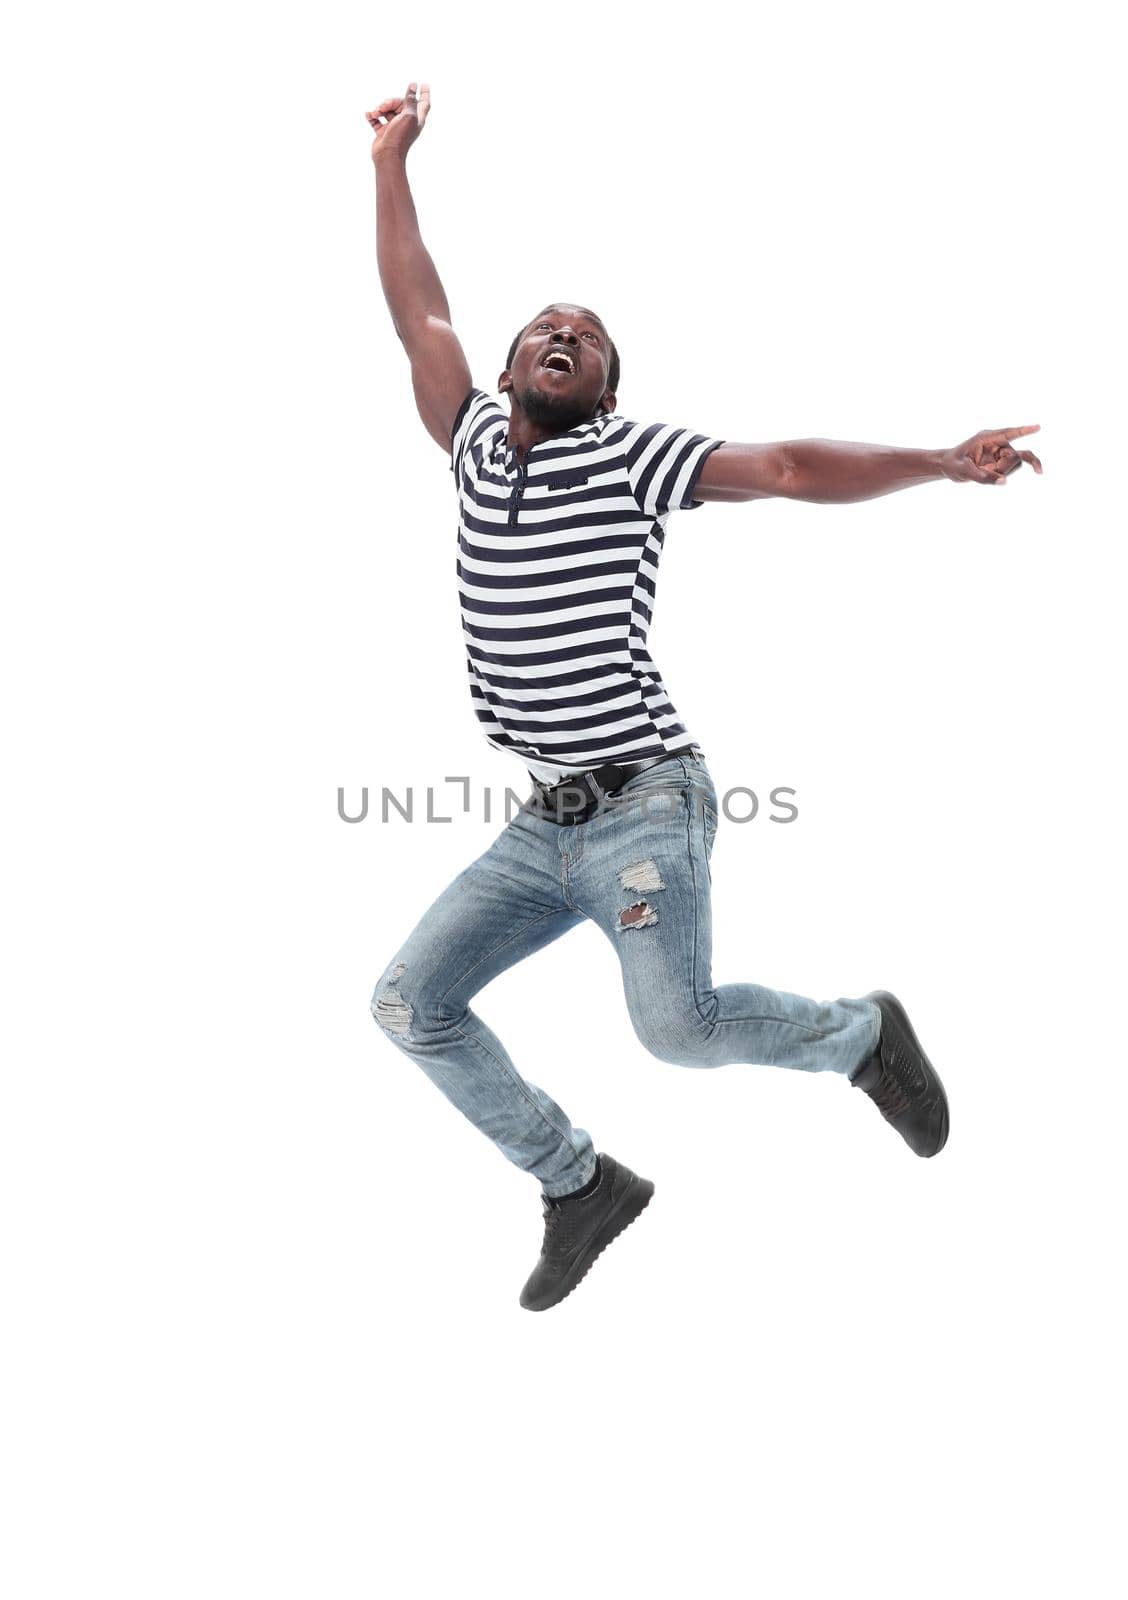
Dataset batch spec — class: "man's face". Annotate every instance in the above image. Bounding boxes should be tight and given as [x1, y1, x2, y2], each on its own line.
[501, 304, 615, 429]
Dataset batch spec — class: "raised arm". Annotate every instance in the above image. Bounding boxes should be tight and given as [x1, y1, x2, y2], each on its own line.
[367, 83, 472, 453]
[693, 426, 1043, 504]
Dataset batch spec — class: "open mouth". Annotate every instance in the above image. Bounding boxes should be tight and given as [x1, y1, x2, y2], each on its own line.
[540, 349, 578, 376]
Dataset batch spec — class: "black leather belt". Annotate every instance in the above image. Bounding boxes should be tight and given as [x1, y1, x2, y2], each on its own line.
[524, 743, 703, 826]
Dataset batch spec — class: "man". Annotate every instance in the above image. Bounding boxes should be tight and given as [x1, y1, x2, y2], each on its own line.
[365, 83, 1042, 1312]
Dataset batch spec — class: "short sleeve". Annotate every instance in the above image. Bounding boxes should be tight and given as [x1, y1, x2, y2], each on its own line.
[622, 422, 726, 517]
[450, 387, 506, 479]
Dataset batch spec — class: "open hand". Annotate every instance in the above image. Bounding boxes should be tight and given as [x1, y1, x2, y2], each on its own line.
[366, 82, 430, 164]
[941, 425, 1043, 485]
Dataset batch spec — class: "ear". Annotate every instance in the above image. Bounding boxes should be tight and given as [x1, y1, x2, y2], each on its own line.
[600, 389, 617, 414]
[498, 369, 513, 395]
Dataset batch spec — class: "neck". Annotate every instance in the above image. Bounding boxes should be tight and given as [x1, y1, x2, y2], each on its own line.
[505, 400, 601, 462]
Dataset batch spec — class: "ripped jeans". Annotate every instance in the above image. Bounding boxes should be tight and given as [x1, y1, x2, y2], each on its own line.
[370, 753, 881, 1199]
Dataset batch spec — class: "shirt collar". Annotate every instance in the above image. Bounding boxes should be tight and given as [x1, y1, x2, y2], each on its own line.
[494, 410, 615, 466]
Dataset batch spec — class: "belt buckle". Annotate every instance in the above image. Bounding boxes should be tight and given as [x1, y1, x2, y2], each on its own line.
[563, 772, 599, 824]
[527, 772, 590, 825]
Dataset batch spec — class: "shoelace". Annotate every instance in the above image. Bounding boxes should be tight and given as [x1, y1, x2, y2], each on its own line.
[869, 1031, 929, 1118]
[540, 1194, 589, 1252]
[870, 1071, 912, 1121]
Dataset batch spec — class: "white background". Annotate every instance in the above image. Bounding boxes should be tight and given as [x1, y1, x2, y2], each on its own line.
[3, 2, 1125, 1596]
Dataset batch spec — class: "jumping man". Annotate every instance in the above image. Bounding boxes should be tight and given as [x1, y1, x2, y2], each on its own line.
[365, 83, 1043, 1311]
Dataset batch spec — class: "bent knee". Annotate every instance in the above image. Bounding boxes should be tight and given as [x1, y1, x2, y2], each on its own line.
[371, 960, 414, 1040]
[629, 1005, 713, 1066]
[370, 958, 456, 1046]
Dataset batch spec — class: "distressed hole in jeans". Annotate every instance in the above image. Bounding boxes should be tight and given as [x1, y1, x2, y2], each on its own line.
[373, 961, 413, 1038]
[618, 900, 658, 931]
[618, 858, 665, 893]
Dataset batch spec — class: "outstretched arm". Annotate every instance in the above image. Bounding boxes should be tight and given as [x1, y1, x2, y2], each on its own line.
[694, 425, 1043, 504]
[367, 83, 471, 453]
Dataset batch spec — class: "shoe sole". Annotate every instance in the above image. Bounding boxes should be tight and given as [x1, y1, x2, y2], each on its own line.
[522, 1176, 655, 1312]
[869, 990, 950, 1157]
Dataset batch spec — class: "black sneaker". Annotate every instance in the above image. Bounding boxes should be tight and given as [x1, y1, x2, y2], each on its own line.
[519, 1152, 655, 1312]
[850, 991, 950, 1158]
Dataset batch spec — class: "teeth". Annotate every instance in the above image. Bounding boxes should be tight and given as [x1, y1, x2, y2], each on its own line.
[543, 351, 575, 373]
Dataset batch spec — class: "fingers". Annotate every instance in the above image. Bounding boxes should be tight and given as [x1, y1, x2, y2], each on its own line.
[951, 427, 1044, 484]
[967, 447, 1043, 483]
[987, 439, 1044, 478]
[970, 440, 1004, 479]
[975, 445, 1009, 483]
[973, 425, 1040, 456]
[405, 81, 431, 129]
[979, 424, 1040, 445]
[964, 458, 1004, 484]
[366, 83, 429, 132]
[366, 96, 404, 127]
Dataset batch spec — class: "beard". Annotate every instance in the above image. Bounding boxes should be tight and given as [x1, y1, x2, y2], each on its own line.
[514, 378, 598, 431]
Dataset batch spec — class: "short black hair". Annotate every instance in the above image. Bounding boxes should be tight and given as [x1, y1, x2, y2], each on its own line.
[506, 310, 620, 397]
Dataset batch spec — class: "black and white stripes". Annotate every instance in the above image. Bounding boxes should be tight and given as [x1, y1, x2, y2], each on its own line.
[450, 388, 724, 781]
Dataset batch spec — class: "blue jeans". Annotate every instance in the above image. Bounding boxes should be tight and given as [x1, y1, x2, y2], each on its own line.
[370, 754, 881, 1199]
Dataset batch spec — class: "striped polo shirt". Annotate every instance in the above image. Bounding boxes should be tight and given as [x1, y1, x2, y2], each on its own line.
[450, 387, 724, 783]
